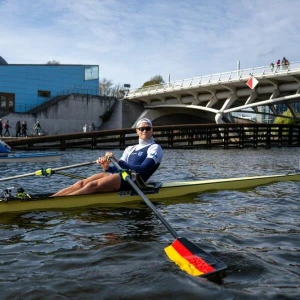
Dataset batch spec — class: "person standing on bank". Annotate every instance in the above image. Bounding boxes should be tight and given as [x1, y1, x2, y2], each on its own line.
[89, 122, 94, 132]
[52, 118, 163, 196]
[33, 121, 41, 136]
[0, 119, 3, 137]
[83, 124, 88, 133]
[3, 120, 10, 137]
[15, 121, 21, 137]
[21, 121, 28, 137]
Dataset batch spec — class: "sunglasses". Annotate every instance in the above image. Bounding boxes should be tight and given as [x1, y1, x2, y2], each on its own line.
[137, 126, 152, 132]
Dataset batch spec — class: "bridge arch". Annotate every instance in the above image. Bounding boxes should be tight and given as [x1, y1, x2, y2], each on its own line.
[132, 106, 218, 127]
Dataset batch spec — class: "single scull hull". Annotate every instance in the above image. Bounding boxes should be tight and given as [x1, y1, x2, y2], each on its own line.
[0, 173, 299, 214]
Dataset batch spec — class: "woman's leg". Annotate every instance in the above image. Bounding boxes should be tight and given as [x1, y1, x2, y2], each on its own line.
[69, 174, 121, 195]
[51, 172, 112, 197]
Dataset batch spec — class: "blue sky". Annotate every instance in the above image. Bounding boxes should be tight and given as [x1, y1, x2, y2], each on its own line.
[1, 0, 299, 88]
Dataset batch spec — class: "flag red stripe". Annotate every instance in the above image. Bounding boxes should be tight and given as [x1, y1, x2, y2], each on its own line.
[172, 239, 215, 273]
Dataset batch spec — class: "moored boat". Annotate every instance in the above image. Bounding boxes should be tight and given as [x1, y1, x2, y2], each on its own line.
[0, 138, 61, 162]
[0, 172, 299, 214]
[0, 152, 62, 163]
[0, 139, 11, 156]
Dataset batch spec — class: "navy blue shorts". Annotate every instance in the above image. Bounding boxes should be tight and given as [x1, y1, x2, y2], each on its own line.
[119, 179, 132, 191]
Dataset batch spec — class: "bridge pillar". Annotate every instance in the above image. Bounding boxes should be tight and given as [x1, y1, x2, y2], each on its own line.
[221, 93, 238, 111]
[206, 95, 218, 108]
[269, 89, 280, 115]
[215, 112, 224, 124]
[245, 90, 258, 105]
[187, 91, 199, 105]
[245, 90, 258, 113]
[286, 102, 297, 118]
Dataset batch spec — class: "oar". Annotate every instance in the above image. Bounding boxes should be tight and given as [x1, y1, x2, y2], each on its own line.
[53, 171, 86, 180]
[109, 158, 227, 278]
[0, 161, 97, 182]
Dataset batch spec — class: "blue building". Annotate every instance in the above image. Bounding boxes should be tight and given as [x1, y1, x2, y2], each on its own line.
[0, 56, 99, 114]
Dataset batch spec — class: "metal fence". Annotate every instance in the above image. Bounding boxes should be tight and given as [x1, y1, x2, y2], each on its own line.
[5, 123, 300, 150]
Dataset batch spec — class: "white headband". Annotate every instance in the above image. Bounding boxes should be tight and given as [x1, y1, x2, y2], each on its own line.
[136, 118, 152, 128]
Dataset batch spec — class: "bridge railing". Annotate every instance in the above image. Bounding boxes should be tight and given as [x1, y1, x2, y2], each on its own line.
[126, 61, 300, 98]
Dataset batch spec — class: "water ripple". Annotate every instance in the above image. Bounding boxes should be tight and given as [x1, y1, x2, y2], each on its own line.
[0, 148, 300, 299]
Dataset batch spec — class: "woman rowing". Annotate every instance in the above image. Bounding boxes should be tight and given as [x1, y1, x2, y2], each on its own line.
[52, 118, 163, 196]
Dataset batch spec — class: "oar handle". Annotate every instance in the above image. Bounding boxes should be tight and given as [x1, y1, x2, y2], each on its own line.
[109, 157, 179, 239]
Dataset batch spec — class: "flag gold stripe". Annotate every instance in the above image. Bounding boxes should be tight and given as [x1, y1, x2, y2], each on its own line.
[164, 245, 204, 276]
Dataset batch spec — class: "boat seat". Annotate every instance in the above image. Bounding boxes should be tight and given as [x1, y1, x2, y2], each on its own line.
[126, 174, 162, 195]
[135, 175, 161, 188]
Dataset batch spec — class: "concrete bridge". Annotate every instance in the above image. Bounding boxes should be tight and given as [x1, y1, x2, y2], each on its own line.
[124, 61, 300, 126]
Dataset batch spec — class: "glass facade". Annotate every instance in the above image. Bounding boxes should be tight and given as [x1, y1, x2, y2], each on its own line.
[84, 66, 99, 80]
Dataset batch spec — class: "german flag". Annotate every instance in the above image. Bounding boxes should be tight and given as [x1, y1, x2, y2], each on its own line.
[164, 237, 227, 277]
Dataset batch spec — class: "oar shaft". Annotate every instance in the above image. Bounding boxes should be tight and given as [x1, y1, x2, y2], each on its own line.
[110, 159, 178, 239]
[54, 171, 86, 180]
[126, 176, 179, 239]
[109, 159, 228, 278]
[0, 172, 36, 182]
[0, 161, 96, 182]
[52, 161, 96, 172]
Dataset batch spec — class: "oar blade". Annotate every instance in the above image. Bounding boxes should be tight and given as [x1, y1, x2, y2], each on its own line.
[164, 237, 227, 277]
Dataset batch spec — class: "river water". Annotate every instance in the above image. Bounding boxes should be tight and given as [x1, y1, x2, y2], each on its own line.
[0, 148, 299, 299]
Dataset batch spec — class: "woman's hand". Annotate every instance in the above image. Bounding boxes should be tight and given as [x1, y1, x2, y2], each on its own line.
[97, 156, 110, 170]
[104, 152, 118, 162]
[97, 152, 119, 170]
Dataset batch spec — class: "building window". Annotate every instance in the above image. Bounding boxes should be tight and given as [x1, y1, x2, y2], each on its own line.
[38, 90, 51, 98]
[85, 66, 99, 80]
[0, 93, 15, 113]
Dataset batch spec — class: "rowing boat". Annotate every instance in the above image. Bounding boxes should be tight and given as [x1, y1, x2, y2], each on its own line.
[0, 139, 11, 154]
[1, 139, 61, 163]
[0, 152, 62, 163]
[1, 172, 299, 214]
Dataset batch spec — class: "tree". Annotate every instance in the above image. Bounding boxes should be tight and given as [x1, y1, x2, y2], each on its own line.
[99, 78, 113, 96]
[274, 109, 295, 125]
[142, 75, 165, 87]
[46, 60, 61, 65]
[99, 78, 123, 98]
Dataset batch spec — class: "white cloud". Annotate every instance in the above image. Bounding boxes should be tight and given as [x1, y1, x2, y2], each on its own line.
[0, 0, 299, 88]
